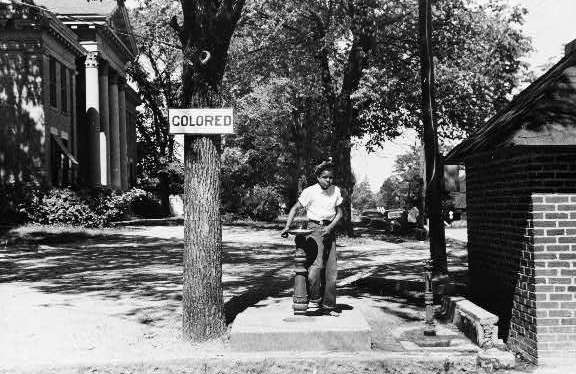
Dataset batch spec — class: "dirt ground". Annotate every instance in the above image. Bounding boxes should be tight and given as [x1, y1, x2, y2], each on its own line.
[0, 223, 474, 372]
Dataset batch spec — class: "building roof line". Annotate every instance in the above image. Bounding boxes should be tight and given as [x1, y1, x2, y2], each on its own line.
[445, 50, 576, 163]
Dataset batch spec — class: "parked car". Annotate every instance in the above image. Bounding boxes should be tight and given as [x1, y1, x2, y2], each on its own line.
[359, 210, 390, 229]
[386, 209, 406, 233]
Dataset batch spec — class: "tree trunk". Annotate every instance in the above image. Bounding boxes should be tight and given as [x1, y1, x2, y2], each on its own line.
[418, 0, 447, 275]
[158, 171, 171, 216]
[182, 134, 225, 340]
[334, 143, 354, 236]
[181, 61, 226, 340]
[332, 99, 355, 237]
[173, 0, 244, 342]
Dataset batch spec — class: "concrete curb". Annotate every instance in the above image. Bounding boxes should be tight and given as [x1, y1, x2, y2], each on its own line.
[110, 217, 183, 227]
[0, 351, 481, 374]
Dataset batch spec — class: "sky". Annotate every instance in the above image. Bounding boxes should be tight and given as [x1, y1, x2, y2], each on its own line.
[352, 0, 576, 192]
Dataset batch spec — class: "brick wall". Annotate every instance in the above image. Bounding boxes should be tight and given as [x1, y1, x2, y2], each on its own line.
[532, 193, 576, 361]
[465, 147, 576, 363]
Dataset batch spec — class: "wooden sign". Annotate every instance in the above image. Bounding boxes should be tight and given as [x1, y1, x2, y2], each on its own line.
[169, 108, 234, 134]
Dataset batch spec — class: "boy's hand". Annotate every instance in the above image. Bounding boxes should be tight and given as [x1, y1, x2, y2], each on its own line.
[320, 226, 333, 237]
[280, 227, 289, 238]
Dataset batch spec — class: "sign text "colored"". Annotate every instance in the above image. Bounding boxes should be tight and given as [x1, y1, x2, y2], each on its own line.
[169, 108, 234, 134]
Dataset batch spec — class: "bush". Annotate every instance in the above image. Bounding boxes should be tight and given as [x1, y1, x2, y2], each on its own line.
[130, 193, 166, 218]
[83, 186, 149, 223]
[241, 185, 281, 222]
[0, 182, 42, 225]
[24, 187, 149, 227]
[25, 188, 100, 227]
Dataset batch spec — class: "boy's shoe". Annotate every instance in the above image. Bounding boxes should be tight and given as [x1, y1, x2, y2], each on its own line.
[308, 302, 321, 312]
[322, 308, 340, 317]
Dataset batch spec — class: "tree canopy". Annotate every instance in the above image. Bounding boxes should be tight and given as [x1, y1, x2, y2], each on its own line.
[224, 0, 532, 233]
[128, 0, 532, 223]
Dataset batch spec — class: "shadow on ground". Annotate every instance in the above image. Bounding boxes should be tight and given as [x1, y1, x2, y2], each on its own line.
[0, 224, 469, 329]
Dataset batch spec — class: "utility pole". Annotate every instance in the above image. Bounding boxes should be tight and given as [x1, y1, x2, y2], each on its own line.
[418, 0, 447, 275]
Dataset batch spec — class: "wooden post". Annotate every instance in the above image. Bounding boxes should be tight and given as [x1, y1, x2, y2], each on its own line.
[418, 0, 447, 275]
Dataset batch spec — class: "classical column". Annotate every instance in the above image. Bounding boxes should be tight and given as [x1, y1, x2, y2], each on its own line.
[109, 73, 121, 189]
[118, 78, 128, 190]
[98, 62, 110, 186]
[84, 51, 101, 186]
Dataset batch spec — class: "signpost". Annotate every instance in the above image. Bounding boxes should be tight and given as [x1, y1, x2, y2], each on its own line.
[170, 107, 233, 339]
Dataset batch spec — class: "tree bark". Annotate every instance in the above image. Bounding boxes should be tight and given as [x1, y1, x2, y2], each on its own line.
[331, 99, 355, 236]
[181, 63, 227, 340]
[158, 171, 171, 216]
[183, 134, 225, 339]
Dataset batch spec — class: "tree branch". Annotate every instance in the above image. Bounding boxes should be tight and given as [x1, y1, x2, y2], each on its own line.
[304, 8, 336, 105]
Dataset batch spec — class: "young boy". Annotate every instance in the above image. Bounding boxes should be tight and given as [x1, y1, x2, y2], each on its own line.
[280, 160, 343, 315]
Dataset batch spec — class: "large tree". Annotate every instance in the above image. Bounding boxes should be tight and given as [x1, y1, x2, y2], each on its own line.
[228, 0, 532, 236]
[170, 0, 245, 341]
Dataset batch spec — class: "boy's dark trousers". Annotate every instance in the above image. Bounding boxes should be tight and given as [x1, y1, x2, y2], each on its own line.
[305, 221, 337, 310]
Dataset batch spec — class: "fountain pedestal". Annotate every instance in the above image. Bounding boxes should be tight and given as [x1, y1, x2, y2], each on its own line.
[289, 228, 313, 315]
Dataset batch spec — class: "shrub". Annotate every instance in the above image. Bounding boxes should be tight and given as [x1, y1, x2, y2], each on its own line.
[221, 212, 239, 224]
[0, 182, 42, 225]
[25, 188, 100, 227]
[241, 185, 281, 222]
[24, 187, 149, 227]
[81, 186, 148, 223]
[130, 193, 166, 218]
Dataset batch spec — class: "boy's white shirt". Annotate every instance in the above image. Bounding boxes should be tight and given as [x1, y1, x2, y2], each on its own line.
[298, 184, 343, 221]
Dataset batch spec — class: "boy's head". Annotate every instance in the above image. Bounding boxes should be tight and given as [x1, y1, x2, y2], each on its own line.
[314, 159, 335, 189]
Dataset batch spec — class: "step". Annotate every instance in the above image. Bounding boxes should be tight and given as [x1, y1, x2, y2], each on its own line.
[230, 297, 372, 352]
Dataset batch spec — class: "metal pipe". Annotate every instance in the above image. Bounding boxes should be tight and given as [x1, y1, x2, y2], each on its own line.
[424, 259, 436, 336]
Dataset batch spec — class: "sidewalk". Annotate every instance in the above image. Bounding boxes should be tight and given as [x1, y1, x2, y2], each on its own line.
[0, 224, 518, 373]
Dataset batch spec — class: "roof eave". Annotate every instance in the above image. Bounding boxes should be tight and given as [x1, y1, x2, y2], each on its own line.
[445, 50, 576, 163]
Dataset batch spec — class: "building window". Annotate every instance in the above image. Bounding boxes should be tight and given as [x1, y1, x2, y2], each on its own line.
[49, 57, 57, 107]
[60, 65, 68, 113]
[50, 135, 75, 187]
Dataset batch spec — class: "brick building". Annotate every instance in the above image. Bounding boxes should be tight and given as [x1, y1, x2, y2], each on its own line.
[445, 41, 576, 363]
[0, 0, 138, 189]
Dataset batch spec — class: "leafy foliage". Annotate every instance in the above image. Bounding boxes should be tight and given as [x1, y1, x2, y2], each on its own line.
[225, 0, 532, 234]
[127, 1, 183, 205]
[24, 187, 149, 227]
[24, 188, 98, 227]
[377, 145, 424, 210]
[220, 69, 334, 212]
[0, 181, 42, 225]
[377, 176, 403, 209]
[353, 0, 533, 146]
[127, 0, 532, 226]
[241, 185, 282, 222]
[351, 178, 377, 211]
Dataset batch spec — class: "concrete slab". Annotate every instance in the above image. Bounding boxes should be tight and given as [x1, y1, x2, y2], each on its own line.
[230, 297, 372, 352]
[392, 325, 479, 353]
